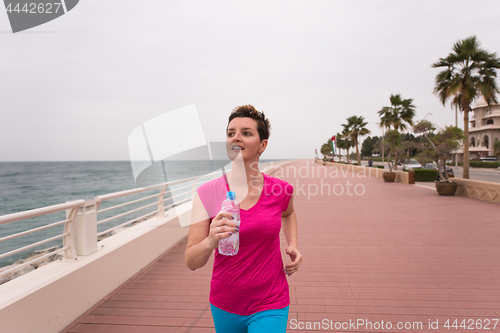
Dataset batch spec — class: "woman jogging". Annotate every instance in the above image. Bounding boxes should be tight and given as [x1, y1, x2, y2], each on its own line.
[185, 105, 302, 333]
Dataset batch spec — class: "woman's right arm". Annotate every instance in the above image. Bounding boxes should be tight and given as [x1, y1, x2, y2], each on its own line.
[185, 192, 237, 271]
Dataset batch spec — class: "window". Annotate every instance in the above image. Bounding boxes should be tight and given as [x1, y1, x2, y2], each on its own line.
[471, 137, 475, 147]
[486, 119, 494, 125]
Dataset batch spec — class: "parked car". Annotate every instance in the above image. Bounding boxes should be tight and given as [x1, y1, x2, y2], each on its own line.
[421, 162, 454, 180]
[470, 157, 498, 162]
[479, 157, 498, 162]
[402, 159, 422, 171]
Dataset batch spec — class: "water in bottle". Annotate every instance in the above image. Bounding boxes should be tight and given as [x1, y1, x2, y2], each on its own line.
[218, 191, 240, 256]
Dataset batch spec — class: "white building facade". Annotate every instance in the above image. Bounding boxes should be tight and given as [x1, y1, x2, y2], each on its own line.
[468, 97, 500, 158]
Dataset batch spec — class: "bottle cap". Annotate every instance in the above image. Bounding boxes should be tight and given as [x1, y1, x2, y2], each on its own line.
[226, 191, 236, 200]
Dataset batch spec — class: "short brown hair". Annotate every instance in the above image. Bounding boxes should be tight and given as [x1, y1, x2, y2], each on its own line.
[227, 105, 271, 142]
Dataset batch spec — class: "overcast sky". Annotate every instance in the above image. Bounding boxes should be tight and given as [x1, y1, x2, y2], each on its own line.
[1, 0, 499, 161]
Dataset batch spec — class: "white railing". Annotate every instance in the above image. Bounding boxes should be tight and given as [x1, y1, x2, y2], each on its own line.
[0, 160, 291, 280]
[94, 175, 206, 238]
[0, 200, 84, 279]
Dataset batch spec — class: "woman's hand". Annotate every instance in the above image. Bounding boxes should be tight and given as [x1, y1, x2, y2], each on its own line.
[207, 210, 239, 250]
[284, 245, 302, 276]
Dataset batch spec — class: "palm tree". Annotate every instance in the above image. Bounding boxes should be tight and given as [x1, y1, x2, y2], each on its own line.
[339, 128, 354, 163]
[342, 116, 371, 165]
[433, 35, 500, 179]
[377, 94, 416, 170]
[334, 132, 346, 161]
[320, 139, 333, 160]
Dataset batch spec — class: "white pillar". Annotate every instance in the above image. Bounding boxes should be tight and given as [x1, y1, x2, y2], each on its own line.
[71, 199, 98, 256]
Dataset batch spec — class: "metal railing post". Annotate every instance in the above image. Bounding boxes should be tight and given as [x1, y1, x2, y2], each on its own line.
[64, 204, 78, 260]
[157, 185, 167, 217]
[191, 178, 200, 198]
[66, 199, 98, 257]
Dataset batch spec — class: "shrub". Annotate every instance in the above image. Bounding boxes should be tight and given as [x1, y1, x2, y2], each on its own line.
[352, 163, 358, 166]
[414, 169, 438, 182]
[366, 165, 384, 169]
[469, 161, 499, 168]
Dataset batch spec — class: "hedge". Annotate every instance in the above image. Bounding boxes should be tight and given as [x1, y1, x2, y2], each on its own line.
[414, 169, 438, 182]
[469, 161, 499, 168]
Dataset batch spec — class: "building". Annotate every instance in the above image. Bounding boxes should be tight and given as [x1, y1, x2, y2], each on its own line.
[469, 97, 500, 158]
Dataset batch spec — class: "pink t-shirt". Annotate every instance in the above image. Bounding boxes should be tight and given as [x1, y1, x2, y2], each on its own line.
[196, 172, 293, 316]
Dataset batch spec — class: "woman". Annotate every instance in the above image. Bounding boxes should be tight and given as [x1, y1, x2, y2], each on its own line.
[185, 105, 302, 333]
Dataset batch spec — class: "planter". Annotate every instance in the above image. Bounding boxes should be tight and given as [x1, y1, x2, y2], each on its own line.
[435, 181, 458, 196]
[382, 172, 396, 182]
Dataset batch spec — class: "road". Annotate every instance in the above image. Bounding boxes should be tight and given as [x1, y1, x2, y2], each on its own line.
[362, 161, 500, 184]
[451, 168, 500, 184]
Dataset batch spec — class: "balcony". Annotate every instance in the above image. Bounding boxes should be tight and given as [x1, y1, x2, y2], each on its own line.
[469, 124, 500, 132]
[483, 110, 500, 119]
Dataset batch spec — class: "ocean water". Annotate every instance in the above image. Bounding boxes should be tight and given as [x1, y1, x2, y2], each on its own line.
[0, 160, 280, 268]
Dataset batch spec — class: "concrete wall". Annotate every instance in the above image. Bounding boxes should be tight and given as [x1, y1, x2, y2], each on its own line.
[315, 160, 409, 184]
[0, 203, 192, 333]
[314, 160, 500, 204]
[455, 178, 500, 204]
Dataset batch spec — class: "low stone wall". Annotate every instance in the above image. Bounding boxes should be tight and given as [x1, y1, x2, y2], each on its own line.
[314, 160, 409, 184]
[313, 161, 500, 203]
[455, 178, 500, 204]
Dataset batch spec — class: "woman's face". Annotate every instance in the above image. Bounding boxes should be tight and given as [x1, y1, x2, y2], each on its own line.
[226, 117, 267, 161]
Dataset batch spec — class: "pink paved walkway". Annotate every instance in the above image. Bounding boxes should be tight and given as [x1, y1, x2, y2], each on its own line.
[62, 160, 500, 333]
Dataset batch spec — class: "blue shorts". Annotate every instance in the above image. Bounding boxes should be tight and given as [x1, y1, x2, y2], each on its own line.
[210, 303, 289, 333]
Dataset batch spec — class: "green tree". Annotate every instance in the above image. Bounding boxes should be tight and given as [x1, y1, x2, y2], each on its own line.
[321, 139, 333, 160]
[342, 116, 371, 165]
[493, 140, 500, 157]
[361, 136, 375, 157]
[414, 120, 464, 182]
[433, 35, 500, 179]
[334, 132, 346, 161]
[383, 129, 402, 173]
[339, 128, 355, 163]
[377, 94, 416, 170]
[371, 136, 383, 156]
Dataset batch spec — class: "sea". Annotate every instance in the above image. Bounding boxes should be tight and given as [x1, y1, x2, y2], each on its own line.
[0, 159, 282, 268]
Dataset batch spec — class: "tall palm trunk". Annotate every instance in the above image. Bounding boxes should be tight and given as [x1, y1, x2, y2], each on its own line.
[463, 106, 470, 179]
[355, 136, 361, 165]
[387, 149, 393, 172]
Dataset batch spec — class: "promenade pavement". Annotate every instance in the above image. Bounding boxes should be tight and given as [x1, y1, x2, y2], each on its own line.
[62, 160, 500, 333]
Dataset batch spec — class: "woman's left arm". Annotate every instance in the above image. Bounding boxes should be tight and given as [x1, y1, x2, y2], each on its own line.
[281, 193, 303, 276]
